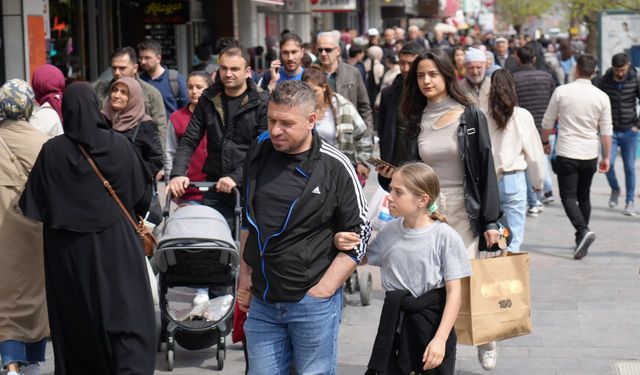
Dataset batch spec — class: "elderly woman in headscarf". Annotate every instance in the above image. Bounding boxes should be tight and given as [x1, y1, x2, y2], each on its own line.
[102, 76, 164, 181]
[19, 82, 156, 374]
[0, 80, 50, 375]
[29, 64, 65, 137]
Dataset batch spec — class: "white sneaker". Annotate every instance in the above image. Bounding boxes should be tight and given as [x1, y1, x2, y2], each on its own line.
[7, 371, 21, 375]
[527, 206, 541, 217]
[477, 341, 497, 370]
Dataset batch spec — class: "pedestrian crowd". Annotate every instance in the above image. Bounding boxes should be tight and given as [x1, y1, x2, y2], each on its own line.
[0, 22, 637, 375]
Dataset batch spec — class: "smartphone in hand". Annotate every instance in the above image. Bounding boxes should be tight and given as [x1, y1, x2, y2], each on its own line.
[366, 157, 396, 169]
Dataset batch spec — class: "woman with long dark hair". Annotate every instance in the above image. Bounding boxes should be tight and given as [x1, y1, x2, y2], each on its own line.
[377, 48, 502, 370]
[487, 69, 545, 252]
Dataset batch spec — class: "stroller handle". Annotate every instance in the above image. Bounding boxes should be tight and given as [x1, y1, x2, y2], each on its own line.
[164, 181, 242, 244]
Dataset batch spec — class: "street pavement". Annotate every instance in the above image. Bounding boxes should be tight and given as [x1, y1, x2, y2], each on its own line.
[38, 160, 640, 374]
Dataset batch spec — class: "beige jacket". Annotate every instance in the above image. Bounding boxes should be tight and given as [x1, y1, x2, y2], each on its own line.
[459, 77, 491, 114]
[0, 120, 50, 342]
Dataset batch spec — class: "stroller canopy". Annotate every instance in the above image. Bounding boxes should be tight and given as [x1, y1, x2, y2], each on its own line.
[160, 205, 236, 249]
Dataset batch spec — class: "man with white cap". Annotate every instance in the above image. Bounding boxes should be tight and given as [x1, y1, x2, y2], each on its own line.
[493, 36, 518, 71]
[459, 47, 491, 113]
[367, 28, 380, 47]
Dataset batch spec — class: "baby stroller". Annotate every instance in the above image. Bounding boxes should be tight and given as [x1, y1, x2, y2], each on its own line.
[156, 182, 240, 371]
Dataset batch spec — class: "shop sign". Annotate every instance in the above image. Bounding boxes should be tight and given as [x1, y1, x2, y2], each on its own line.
[311, 0, 357, 12]
[142, 1, 190, 25]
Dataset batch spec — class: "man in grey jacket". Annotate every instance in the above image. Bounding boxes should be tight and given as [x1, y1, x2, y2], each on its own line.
[316, 32, 373, 133]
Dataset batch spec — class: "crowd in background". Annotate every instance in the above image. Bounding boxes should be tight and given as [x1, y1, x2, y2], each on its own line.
[0, 20, 637, 375]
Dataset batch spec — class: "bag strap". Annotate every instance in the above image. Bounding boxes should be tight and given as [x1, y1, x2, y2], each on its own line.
[131, 123, 141, 143]
[168, 69, 180, 99]
[78, 145, 141, 232]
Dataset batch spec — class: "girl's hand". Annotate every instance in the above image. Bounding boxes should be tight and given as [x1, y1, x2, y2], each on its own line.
[422, 337, 446, 370]
[333, 232, 361, 251]
[376, 164, 395, 179]
[483, 229, 500, 249]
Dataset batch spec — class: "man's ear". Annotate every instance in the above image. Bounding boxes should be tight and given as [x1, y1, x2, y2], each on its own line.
[133, 64, 139, 74]
[307, 112, 317, 129]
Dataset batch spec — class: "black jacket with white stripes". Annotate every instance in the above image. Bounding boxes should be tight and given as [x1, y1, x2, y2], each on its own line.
[242, 130, 371, 303]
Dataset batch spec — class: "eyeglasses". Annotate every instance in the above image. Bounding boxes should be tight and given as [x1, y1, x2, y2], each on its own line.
[317, 47, 335, 54]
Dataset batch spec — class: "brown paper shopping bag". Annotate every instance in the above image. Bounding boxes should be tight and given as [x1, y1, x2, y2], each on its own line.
[454, 252, 532, 345]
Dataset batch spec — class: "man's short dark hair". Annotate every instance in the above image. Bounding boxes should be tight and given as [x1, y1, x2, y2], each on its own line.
[516, 45, 535, 65]
[612, 53, 630, 68]
[195, 43, 213, 61]
[399, 41, 426, 57]
[577, 54, 597, 77]
[280, 33, 303, 49]
[137, 39, 162, 56]
[270, 80, 315, 114]
[216, 37, 239, 54]
[219, 46, 250, 67]
[349, 44, 363, 58]
[111, 47, 138, 64]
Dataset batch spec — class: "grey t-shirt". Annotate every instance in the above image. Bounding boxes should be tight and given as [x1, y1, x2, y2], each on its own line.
[367, 219, 471, 297]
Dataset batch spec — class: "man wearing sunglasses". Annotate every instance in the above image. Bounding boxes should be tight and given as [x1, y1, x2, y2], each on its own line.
[316, 32, 373, 143]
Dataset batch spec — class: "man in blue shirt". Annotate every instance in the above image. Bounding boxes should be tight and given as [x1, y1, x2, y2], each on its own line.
[259, 33, 305, 92]
[137, 39, 189, 118]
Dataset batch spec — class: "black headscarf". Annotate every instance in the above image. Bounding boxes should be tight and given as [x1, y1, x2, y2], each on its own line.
[19, 83, 151, 232]
[62, 82, 108, 148]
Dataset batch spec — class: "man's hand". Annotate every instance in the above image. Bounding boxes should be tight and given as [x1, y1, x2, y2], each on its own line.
[155, 170, 165, 182]
[216, 176, 237, 193]
[267, 59, 282, 91]
[237, 288, 252, 313]
[334, 232, 361, 251]
[307, 281, 335, 299]
[376, 164, 395, 179]
[598, 157, 610, 173]
[356, 163, 370, 181]
[168, 176, 190, 198]
[543, 143, 552, 155]
[422, 337, 446, 370]
[484, 229, 500, 249]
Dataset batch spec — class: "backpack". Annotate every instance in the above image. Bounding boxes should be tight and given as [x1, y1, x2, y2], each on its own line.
[168, 69, 186, 107]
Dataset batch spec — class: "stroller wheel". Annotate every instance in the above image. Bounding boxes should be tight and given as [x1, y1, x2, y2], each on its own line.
[358, 270, 373, 306]
[217, 347, 225, 370]
[346, 272, 357, 294]
[167, 349, 175, 371]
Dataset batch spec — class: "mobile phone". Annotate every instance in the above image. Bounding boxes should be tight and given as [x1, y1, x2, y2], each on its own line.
[366, 157, 396, 169]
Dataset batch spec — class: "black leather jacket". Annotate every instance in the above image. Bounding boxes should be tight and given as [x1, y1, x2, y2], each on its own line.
[380, 106, 501, 250]
[170, 79, 268, 185]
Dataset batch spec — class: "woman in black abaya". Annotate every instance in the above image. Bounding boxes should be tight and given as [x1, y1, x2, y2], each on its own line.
[19, 82, 156, 375]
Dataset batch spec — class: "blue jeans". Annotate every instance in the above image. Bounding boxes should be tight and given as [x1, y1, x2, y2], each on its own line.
[244, 289, 343, 375]
[498, 172, 527, 252]
[606, 128, 638, 203]
[525, 169, 542, 207]
[0, 339, 47, 368]
[543, 134, 556, 193]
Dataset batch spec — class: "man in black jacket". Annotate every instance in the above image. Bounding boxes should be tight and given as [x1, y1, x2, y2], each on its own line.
[594, 53, 640, 216]
[378, 42, 425, 186]
[168, 46, 268, 225]
[236, 81, 370, 374]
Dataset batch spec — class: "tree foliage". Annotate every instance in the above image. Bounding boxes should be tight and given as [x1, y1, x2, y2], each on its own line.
[495, 0, 554, 32]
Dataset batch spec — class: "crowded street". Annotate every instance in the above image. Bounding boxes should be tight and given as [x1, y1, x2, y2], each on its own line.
[2, 1, 640, 374]
[28, 164, 640, 375]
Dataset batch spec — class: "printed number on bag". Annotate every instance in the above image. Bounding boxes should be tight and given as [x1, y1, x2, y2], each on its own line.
[498, 299, 512, 309]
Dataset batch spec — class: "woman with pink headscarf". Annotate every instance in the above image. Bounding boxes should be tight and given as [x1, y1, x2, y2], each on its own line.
[29, 64, 64, 137]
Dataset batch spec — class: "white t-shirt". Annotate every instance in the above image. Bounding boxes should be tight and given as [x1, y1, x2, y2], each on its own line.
[29, 102, 63, 137]
[367, 219, 471, 297]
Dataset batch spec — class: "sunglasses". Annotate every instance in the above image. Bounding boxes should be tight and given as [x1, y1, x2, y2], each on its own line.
[317, 47, 335, 54]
